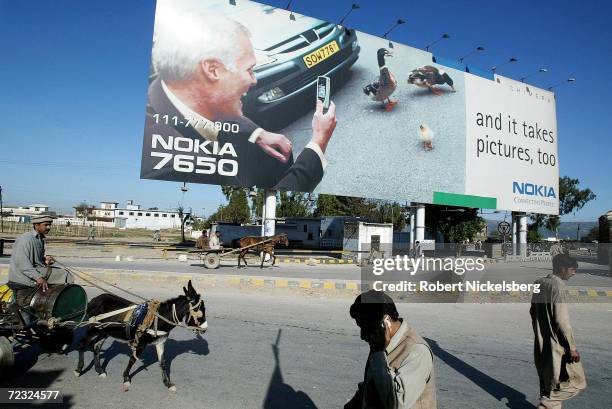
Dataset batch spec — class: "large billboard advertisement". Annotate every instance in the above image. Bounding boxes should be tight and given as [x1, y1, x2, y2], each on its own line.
[141, 0, 559, 215]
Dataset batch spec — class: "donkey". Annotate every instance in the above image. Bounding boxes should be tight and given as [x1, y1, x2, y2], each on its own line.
[74, 280, 207, 392]
[237, 233, 289, 269]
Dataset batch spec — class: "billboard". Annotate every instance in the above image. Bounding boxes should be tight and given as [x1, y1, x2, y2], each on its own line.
[141, 0, 559, 215]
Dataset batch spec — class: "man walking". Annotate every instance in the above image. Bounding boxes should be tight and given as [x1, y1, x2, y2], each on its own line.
[87, 224, 96, 241]
[549, 241, 563, 259]
[530, 254, 586, 408]
[345, 290, 437, 409]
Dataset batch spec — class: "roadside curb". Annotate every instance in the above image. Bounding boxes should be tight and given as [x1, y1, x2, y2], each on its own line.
[276, 256, 353, 265]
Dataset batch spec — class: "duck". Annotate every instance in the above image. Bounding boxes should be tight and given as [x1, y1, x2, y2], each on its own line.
[419, 124, 434, 151]
[363, 48, 397, 111]
[408, 66, 456, 96]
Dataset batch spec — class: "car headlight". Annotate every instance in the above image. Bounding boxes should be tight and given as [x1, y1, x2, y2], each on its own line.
[254, 50, 277, 69]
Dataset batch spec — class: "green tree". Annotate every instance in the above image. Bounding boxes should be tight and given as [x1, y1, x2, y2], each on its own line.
[584, 226, 599, 242]
[74, 202, 95, 225]
[276, 191, 313, 218]
[206, 188, 251, 226]
[313, 195, 374, 217]
[425, 205, 485, 242]
[528, 230, 543, 242]
[530, 176, 595, 239]
[372, 201, 408, 231]
[558, 176, 596, 216]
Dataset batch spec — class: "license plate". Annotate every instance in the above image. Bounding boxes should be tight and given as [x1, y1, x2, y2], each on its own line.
[303, 41, 340, 69]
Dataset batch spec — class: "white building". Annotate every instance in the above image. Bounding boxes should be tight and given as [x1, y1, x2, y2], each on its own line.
[343, 221, 394, 262]
[2, 204, 53, 222]
[113, 200, 181, 230]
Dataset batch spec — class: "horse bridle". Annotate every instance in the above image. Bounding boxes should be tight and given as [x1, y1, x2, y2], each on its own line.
[168, 298, 206, 332]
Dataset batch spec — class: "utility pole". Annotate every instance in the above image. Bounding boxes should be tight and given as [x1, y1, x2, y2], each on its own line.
[0, 185, 3, 233]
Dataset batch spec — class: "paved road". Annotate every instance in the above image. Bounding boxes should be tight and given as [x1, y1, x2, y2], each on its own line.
[2, 284, 610, 409]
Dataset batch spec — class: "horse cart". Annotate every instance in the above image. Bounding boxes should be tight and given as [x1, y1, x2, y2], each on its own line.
[0, 283, 88, 377]
[190, 234, 289, 269]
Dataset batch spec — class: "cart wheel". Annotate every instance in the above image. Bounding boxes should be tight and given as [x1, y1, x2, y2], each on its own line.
[203, 253, 221, 269]
[0, 336, 14, 378]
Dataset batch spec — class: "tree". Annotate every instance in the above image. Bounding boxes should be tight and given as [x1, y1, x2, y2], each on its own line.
[74, 202, 95, 225]
[276, 191, 313, 218]
[372, 201, 408, 231]
[425, 205, 485, 243]
[545, 215, 561, 240]
[558, 176, 596, 216]
[314, 194, 374, 217]
[584, 226, 599, 242]
[528, 230, 543, 242]
[206, 188, 250, 226]
[530, 176, 596, 239]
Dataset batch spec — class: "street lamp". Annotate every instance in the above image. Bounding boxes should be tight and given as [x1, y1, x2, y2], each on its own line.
[425, 33, 450, 52]
[547, 77, 575, 91]
[382, 19, 406, 49]
[286, 1, 296, 21]
[339, 3, 360, 26]
[0, 185, 3, 233]
[520, 67, 547, 83]
[458, 46, 485, 63]
[491, 57, 517, 73]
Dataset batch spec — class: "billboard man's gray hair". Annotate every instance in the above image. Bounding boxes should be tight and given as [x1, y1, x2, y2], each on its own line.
[152, 1, 251, 82]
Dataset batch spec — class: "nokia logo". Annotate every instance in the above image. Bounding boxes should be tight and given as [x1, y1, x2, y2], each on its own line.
[512, 182, 556, 198]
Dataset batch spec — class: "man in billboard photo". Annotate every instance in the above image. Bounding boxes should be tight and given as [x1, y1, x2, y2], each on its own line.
[143, 8, 337, 192]
[345, 290, 437, 409]
[530, 254, 587, 409]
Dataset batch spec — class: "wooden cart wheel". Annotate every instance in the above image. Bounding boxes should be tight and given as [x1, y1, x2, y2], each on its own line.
[0, 336, 14, 378]
[203, 253, 221, 269]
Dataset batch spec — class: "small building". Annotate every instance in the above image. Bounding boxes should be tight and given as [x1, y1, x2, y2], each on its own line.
[343, 221, 394, 262]
[114, 201, 181, 230]
[284, 217, 321, 248]
[320, 216, 364, 248]
[211, 217, 322, 248]
[2, 204, 54, 222]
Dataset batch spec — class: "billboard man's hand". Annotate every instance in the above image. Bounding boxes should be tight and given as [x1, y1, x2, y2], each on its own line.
[311, 100, 337, 153]
[256, 131, 292, 163]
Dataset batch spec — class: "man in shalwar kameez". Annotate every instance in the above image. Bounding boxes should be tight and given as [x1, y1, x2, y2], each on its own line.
[530, 254, 586, 409]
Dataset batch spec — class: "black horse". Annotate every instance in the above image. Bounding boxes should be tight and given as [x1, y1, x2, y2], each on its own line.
[74, 280, 207, 392]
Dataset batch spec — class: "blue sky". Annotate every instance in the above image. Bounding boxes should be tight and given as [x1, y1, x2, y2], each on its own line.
[1, 0, 610, 221]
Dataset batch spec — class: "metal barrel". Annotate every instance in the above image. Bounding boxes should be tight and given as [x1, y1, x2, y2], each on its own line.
[27, 284, 87, 322]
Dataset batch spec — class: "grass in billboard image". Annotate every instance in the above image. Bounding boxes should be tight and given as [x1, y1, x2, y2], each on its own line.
[282, 31, 467, 203]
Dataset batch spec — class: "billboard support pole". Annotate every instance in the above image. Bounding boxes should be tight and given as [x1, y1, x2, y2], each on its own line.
[409, 207, 416, 251]
[511, 212, 518, 255]
[263, 190, 276, 237]
[519, 213, 528, 256]
[415, 204, 425, 243]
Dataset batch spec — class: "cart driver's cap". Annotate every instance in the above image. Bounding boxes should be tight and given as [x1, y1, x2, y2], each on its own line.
[31, 215, 55, 224]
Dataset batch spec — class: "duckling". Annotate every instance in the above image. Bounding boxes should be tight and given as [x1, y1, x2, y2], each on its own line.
[408, 66, 456, 96]
[419, 124, 434, 151]
[363, 48, 397, 111]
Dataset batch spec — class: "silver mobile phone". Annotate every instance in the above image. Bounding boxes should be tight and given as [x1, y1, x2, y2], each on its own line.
[316, 76, 331, 113]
